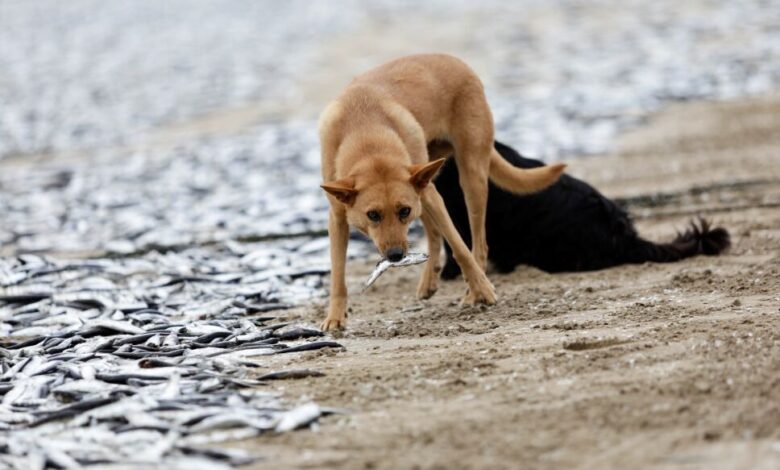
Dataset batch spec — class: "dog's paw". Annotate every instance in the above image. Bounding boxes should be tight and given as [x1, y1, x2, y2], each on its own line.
[416, 274, 439, 300]
[461, 274, 496, 306]
[461, 288, 497, 306]
[320, 315, 347, 332]
[417, 285, 438, 300]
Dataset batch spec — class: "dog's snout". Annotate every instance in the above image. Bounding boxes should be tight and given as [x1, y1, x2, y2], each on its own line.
[386, 247, 405, 262]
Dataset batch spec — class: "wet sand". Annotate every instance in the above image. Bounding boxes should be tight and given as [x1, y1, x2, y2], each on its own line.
[239, 95, 780, 469]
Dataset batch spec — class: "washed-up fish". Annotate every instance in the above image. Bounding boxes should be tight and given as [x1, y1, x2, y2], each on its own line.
[31, 395, 122, 427]
[91, 319, 145, 335]
[180, 427, 261, 447]
[176, 446, 256, 466]
[161, 373, 180, 400]
[363, 252, 429, 290]
[53, 292, 115, 310]
[1, 357, 31, 379]
[50, 379, 129, 400]
[0, 270, 29, 287]
[274, 403, 320, 432]
[2, 376, 53, 406]
[181, 324, 231, 336]
[274, 326, 323, 341]
[163, 330, 179, 348]
[0, 240, 335, 467]
[190, 413, 274, 433]
[138, 358, 180, 369]
[24, 358, 62, 377]
[113, 332, 158, 346]
[124, 429, 180, 463]
[43, 447, 80, 469]
[0, 285, 53, 303]
[273, 341, 344, 355]
[257, 369, 325, 381]
[145, 334, 162, 348]
[197, 377, 222, 393]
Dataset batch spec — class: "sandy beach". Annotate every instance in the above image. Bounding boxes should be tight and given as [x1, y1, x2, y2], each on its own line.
[247, 95, 780, 469]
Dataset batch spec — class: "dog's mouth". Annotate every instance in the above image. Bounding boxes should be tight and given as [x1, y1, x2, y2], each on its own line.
[371, 242, 409, 262]
[384, 247, 405, 262]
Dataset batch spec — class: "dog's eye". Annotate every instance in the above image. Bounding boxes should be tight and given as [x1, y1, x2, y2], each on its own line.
[367, 210, 381, 222]
[398, 206, 411, 219]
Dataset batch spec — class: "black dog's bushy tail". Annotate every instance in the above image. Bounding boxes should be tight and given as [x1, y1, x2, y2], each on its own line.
[628, 218, 731, 263]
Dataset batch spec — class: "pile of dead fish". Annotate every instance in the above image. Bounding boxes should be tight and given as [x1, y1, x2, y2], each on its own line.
[2, 1, 780, 160]
[0, 253, 346, 468]
[0, 122, 328, 256]
[0, 1, 351, 157]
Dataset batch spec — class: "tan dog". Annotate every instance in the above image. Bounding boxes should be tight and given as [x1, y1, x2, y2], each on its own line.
[318, 54, 566, 331]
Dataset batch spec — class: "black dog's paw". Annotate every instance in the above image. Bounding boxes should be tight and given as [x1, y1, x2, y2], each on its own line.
[440, 259, 462, 280]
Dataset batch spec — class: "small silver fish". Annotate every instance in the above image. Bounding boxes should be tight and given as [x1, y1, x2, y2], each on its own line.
[163, 330, 179, 348]
[190, 413, 273, 433]
[274, 402, 320, 432]
[145, 334, 162, 349]
[80, 364, 96, 381]
[161, 373, 180, 400]
[92, 319, 144, 335]
[363, 253, 429, 291]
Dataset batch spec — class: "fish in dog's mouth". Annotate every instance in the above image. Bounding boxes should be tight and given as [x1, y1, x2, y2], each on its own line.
[363, 252, 429, 291]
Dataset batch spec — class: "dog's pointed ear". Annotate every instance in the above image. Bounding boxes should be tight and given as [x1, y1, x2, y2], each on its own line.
[321, 178, 357, 206]
[409, 159, 446, 192]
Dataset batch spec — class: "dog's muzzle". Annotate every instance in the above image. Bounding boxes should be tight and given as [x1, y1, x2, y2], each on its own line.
[385, 247, 405, 262]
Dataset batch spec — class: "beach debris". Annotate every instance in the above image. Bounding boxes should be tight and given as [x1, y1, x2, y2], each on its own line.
[363, 253, 429, 291]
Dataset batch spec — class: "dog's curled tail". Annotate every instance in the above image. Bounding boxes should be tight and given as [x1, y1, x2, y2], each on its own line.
[630, 218, 731, 263]
[488, 149, 567, 194]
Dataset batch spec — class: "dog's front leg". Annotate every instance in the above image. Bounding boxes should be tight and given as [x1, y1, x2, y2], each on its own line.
[321, 207, 350, 331]
[420, 186, 496, 305]
[417, 212, 442, 299]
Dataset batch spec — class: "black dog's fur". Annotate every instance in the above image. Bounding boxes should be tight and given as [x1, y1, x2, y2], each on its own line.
[435, 141, 730, 279]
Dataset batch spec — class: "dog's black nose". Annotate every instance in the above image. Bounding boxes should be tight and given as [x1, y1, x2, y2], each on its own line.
[386, 247, 404, 262]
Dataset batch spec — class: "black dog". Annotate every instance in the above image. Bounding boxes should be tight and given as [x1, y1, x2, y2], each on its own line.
[434, 141, 730, 279]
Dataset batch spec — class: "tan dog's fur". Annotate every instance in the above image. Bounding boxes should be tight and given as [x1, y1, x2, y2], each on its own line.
[319, 54, 566, 331]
